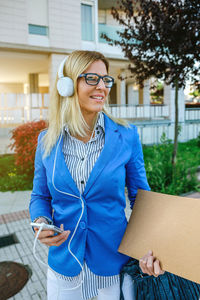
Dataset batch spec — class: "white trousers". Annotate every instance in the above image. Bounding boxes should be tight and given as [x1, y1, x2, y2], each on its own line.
[47, 268, 135, 300]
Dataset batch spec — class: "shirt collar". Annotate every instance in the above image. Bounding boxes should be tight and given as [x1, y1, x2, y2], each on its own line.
[64, 112, 105, 135]
[95, 112, 105, 132]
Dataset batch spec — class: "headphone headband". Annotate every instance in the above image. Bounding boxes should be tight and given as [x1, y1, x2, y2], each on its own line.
[57, 56, 74, 97]
[58, 57, 68, 79]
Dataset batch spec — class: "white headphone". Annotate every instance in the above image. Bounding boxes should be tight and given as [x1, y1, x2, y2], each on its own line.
[57, 57, 74, 97]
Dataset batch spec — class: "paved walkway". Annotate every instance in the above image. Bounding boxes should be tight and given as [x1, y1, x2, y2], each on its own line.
[0, 191, 200, 299]
[0, 191, 47, 300]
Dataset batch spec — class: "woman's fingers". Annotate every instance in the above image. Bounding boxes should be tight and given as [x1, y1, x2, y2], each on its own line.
[41, 230, 70, 246]
[154, 259, 165, 276]
[34, 226, 71, 246]
[146, 255, 156, 276]
[139, 250, 154, 275]
[34, 228, 54, 239]
[139, 250, 165, 277]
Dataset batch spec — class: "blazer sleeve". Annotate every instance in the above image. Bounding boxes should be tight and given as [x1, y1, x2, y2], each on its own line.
[125, 126, 150, 209]
[29, 132, 53, 222]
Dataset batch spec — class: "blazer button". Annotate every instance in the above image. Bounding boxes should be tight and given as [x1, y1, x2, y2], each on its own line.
[80, 221, 86, 229]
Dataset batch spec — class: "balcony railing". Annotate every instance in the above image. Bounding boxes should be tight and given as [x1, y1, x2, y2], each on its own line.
[185, 108, 200, 121]
[98, 23, 122, 43]
[0, 93, 48, 126]
[1, 94, 200, 127]
[107, 104, 169, 120]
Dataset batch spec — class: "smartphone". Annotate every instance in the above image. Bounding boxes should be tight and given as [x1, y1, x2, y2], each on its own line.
[30, 222, 64, 234]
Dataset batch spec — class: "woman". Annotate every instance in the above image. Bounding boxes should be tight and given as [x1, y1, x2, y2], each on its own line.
[29, 50, 163, 300]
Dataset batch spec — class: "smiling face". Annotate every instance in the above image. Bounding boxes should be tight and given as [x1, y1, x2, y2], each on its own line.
[77, 60, 110, 124]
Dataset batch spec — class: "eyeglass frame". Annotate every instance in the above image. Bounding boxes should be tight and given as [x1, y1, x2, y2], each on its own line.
[78, 73, 114, 88]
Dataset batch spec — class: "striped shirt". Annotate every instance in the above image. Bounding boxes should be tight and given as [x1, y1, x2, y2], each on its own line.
[57, 112, 120, 300]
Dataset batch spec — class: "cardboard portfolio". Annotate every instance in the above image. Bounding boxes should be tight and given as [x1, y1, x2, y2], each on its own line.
[118, 190, 200, 284]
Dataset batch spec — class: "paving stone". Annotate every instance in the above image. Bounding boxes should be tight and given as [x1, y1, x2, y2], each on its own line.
[27, 280, 37, 295]
[9, 245, 19, 259]
[20, 291, 30, 300]
[32, 280, 44, 292]
[0, 211, 48, 299]
[31, 293, 41, 300]
[0, 224, 9, 235]
[30, 272, 39, 283]
[38, 291, 47, 299]
[41, 276, 47, 286]
[13, 293, 23, 300]
[21, 256, 29, 265]
[14, 258, 23, 264]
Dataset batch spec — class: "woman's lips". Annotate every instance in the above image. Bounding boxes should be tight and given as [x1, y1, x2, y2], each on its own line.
[90, 96, 104, 102]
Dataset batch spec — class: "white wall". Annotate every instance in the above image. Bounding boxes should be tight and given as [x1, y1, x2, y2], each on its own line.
[27, 0, 48, 26]
[0, 0, 27, 44]
[0, 0, 82, 51]
[48, 0, 81, 50]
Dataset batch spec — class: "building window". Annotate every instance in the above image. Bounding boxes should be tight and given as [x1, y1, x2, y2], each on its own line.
[28, 24, 48, 36]
[81, 3, 94, 41]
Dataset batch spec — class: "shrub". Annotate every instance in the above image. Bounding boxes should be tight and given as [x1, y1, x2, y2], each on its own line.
[143, 133, 199, 195]
[9, 120, 47, 176]
[0, 154, 33, 191]
[197, 132, 200, 147]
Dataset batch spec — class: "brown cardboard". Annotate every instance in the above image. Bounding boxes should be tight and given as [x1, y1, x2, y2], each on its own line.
[118, 190, 200, 284]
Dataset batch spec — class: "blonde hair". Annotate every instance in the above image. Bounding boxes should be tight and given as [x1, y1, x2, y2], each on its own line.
[43, 50, 129, 156]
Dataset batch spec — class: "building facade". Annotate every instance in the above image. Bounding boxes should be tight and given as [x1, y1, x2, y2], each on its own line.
[0, 0, 135, 102]
[0, 0, 199, 148]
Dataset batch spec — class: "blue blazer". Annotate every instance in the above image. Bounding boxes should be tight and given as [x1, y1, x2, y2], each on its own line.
[29, 114, 150, 276]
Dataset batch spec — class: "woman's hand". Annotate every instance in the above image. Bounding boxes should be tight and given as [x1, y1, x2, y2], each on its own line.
[34, 218, 70, 247]
[139, 250, 165, 277]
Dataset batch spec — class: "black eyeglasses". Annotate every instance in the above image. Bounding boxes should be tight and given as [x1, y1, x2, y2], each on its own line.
[78, 73, 114, 88]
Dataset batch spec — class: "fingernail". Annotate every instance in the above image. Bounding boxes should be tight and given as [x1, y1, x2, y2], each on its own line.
[142, 260, 146, 264]
[65, 230, 70, 235]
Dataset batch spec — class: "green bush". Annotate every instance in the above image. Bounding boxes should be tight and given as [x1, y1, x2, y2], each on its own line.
[0, 154, 33, 191]
[143, 133, 200, 195]
[0, 133, 199, 193]
[197, 132, 200, 147]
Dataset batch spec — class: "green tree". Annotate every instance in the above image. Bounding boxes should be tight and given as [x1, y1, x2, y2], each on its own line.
[103, 0, 200, 167]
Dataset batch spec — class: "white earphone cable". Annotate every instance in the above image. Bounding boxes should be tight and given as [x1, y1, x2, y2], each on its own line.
[32, 118, 98, 299]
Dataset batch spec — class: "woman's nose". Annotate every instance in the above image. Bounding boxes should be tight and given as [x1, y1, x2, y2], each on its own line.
[96, 78, 106, 89]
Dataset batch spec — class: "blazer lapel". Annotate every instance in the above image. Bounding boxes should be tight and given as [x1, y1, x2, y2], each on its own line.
[52, 135, 80, 196]
[83, 114, 120, 197]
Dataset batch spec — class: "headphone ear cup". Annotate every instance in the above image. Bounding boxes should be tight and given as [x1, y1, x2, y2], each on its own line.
[57, 77, 74, 97]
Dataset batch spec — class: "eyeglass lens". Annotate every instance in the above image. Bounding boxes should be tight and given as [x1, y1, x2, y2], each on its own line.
[85, 74, 113, 88]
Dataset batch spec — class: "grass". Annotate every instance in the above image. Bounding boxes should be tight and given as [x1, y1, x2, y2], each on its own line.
[0, 154, 33, 192]
[143, 138, 200, 170]
[0, 138, 199, 193]
[143, 137, 200, 195]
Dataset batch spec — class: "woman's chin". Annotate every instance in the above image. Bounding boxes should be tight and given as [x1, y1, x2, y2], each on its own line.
[95, 104, 104, 112]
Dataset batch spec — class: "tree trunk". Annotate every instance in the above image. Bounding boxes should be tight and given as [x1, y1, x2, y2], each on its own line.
[172, 79, 179, 167]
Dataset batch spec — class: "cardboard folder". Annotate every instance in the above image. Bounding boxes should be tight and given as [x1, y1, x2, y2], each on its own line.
[118, 189, 200, 284]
